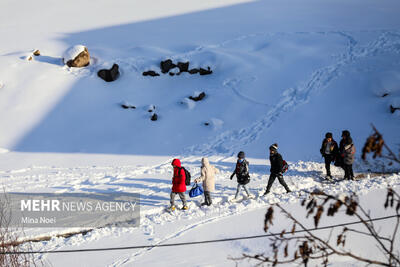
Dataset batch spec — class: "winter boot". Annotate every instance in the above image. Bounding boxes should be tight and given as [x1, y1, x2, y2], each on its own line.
[286, 189, 292, 193]
[205, 192, 212, 206]
[182, 205, 189, 210]
[263, 190, 270, 196]
[170, 205, 176, 211]
[230, 198, 238, 203]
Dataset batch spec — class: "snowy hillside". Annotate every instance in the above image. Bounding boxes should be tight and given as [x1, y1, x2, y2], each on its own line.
[1, 0, 399, 159]
[1, 0, 400, 266]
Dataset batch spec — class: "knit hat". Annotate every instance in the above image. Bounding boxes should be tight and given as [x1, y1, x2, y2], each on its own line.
[269, 144, 278, 152]
[325, 132, 333, 139]
[237, 151, 245, 159]
[342, 130, 350, 138]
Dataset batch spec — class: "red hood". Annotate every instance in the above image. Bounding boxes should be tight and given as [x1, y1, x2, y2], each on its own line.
[171, 158, 181, 168]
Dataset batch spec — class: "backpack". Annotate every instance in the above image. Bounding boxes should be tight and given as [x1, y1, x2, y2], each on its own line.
[282, 160, 289, 173]
[237, 174, 250, 185]
[179, 167, 191, 185]
[236, 160, 250, 185]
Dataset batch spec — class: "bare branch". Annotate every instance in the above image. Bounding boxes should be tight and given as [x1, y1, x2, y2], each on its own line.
[345, 228, 391, 243]
[389, 206, 400, 265]
[238, 189, 400, 267]
[276, 202, 391, 266]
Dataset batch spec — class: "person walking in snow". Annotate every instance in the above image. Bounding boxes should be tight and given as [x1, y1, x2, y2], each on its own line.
[194, 157, 219, 206]
[170, 158, 188, 211]
[230, 151, 253, 200]
[339, 130, 356, 180]
[263, 144, 291, 196]
[320, 132, 338, 179]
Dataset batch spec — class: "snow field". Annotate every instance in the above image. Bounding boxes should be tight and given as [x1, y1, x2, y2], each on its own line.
[1, 0, 400, 266]
[0, 30, 399, 159]
[1, 155, 398, 266]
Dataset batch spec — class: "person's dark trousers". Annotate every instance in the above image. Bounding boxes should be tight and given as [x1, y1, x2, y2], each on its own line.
[324, 154, 334, 176]
[203, 191, 212, 205]
[170, 192, 187, 207]
[343, 164, 354, 180]
[265, 173, 290, 193]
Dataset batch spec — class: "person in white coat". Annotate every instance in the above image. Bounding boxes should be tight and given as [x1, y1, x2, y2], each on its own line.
[194, 157, 219, 206]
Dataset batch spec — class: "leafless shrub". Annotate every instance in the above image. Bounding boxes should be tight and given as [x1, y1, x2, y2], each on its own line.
[0, 194, 41, 267]
[235, 189, 400, 266]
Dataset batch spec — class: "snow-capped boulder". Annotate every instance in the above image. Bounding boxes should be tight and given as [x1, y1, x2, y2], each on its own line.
[181, 98, 196, 110]
[121, 101, 136, 109]
[63, 45, 90, 68]
[189, 91, 206, 102]
[147, 105, 156, 113]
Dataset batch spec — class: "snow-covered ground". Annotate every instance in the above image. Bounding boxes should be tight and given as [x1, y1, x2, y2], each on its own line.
[1, 0, 400, 266]
[1, 155, 399, 266]
[1, 0, 400, 159]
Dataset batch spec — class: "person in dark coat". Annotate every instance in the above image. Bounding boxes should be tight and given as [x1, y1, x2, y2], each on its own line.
[170, 158, 188, 211]
[339, 130, 356, 180]
[230, 151, 253, 200]
[320, 132, 338, 179]
[263, 144, 291, 196]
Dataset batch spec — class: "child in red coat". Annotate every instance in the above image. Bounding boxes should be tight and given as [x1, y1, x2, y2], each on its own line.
[170, 158, 188, 211]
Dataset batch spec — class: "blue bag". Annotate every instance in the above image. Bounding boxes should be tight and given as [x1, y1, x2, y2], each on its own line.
[189, 183, 204, 198]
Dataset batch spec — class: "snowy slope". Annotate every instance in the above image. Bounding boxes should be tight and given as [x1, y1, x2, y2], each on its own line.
[1, 0, 400, 266]
[1, 0, 400, 158]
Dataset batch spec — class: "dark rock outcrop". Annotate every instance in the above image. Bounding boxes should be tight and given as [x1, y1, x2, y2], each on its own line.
[390, 105, 400, 114]
[143, 70, 160, 77]
[187, 67, 213, 75]
[151, 113, 158, 121]
[98, 64, 120, 82]
[188, 69, 199, 74]
[160, 59, 176, 74]
[121, 104, 136, 109]
[189, 92, 206, 102]
[177, 62, 189, 73]
[145, 59, 213, 77]
[199, 67, 213, 75]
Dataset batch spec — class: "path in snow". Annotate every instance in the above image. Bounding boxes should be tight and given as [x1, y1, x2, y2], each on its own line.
[2, 156, 399, 265]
